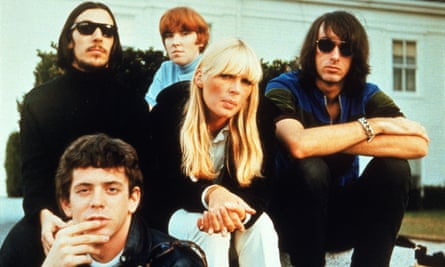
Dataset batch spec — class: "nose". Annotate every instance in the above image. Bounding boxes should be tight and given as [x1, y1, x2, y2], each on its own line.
[90, 189, 105, 208]
[229, 79, 241, 94]
[330, 45, 341, 60]
[91, 27, 104, 40]
[171, 33, 181, 45]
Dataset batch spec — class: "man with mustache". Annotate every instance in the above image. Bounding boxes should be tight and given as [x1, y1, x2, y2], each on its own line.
[0, 2, 150, 266]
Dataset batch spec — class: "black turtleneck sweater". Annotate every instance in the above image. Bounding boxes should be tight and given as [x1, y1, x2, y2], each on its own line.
[20, 68, 150, 221]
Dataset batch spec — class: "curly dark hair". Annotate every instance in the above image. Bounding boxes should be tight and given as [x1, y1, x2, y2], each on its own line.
[55, 133, 143, 206]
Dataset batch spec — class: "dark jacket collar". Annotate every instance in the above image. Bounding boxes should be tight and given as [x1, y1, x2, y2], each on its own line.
[119, 215, 153, 266]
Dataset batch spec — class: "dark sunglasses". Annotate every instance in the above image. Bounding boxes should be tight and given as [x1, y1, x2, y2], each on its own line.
[148, 240, 208, 267]
[316, 38, 353, 57]
[71, 21, 116, 38]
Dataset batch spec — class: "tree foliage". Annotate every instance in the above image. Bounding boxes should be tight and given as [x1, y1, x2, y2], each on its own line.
[5, 131, 21, 197]
[116, 47, 168, 97]
[33, 42, 63, 87]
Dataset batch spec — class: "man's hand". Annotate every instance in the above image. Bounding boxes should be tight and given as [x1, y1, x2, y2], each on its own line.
[370, 117, 429, 142]
[41, 220, 109, 267]
[40, 209, 67, 255]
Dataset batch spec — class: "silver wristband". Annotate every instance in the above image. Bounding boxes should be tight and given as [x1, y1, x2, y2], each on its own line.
[357, 117, 375, 142]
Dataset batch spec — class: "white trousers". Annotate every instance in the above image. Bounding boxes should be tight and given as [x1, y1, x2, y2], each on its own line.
[168, 209, 282, 267]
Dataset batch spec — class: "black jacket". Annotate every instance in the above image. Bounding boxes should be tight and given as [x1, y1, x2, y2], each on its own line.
[122, 216, 207, 267]
[142, 81, 280, 232]
[20, 68, 150, 222]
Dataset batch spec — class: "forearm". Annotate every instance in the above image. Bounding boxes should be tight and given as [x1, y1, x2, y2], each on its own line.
[277, 119, 368, 158]
[343, 134, 428, 159]
[277, 116, 429, 160]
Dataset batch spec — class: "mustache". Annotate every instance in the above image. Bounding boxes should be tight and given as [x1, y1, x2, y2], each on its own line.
[87, 45, 107, 53]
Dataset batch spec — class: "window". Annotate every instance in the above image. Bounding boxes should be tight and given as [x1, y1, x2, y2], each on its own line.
[392, 40, 417, 92]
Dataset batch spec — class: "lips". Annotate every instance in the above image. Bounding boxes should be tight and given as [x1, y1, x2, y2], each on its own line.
[87, 46, 106, 54]
[222, 99, 237, 109]
[325, 65, 341, 71]
[86, 214, 110, 222]
[170, 50, 184, 56]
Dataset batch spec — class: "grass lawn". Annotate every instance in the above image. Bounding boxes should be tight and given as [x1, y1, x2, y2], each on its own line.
[399, 209, 445, 241]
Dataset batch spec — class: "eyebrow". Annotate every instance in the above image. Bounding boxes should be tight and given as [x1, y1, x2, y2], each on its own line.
[73, 181, 124, 188]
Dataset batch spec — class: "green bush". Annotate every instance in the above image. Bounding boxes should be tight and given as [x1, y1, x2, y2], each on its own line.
[5, 131, 21, 197]
[116, 47, 168, 97]
[33, 43, 63, 87]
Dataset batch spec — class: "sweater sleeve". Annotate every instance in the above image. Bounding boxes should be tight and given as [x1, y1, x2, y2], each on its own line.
[20, 94, 60, 222]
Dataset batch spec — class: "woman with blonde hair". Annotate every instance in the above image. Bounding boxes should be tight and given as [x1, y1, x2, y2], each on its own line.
[144, 38, 281, 267]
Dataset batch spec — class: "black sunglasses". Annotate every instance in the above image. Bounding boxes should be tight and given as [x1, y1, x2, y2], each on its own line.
[316, 38, 353, 57]
[148, 240, 208, 267]
[71, 21, 116, 38]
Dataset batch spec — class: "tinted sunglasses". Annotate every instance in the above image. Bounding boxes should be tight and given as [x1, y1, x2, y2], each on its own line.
[148, 240, 208, 267]
[316, 38, 353, 57]
[71, 21, 116, 38]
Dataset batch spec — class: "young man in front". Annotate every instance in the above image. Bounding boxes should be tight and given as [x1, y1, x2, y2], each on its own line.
[43, 133, 207, 267]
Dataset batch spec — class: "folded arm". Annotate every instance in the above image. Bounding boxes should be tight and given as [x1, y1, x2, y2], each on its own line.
[276, 116, 429, 159]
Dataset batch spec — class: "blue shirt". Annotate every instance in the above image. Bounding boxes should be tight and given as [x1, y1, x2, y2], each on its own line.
[145, 55, 201, 106]
[265, 70, 403, 185]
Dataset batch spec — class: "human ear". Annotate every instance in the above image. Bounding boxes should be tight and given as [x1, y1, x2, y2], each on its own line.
[60, 199, 72, 218]
[128, 186, 141, 214]
[195, 69, 203, 88]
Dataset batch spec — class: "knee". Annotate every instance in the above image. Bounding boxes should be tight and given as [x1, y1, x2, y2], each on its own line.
[243, 213, 279, 244]
[253, 213, 277, 235]
[294, 157, 330, 193]
[280, 156, 329, 182]
[367, 157, 411, 190]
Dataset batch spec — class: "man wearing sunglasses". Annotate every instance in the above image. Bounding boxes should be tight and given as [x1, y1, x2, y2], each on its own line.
[265, 11, 429, 267]
[0, 2, 152, 266]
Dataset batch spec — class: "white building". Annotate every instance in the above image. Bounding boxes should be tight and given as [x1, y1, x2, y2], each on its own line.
[1, 0, 444, 196]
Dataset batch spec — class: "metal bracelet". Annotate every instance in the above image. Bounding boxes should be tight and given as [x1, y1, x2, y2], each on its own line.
[357, 117, 375, 142]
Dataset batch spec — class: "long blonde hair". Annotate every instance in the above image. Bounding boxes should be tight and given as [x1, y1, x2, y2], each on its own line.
[180, 38, 263, 186]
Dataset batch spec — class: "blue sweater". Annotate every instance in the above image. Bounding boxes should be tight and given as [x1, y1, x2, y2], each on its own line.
[145, 55, 201, 106]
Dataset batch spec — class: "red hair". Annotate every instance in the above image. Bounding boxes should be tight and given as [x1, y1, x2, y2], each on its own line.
[159, 6, 209, 52]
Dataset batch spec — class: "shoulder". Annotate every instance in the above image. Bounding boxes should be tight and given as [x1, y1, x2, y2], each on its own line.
[154, 80, 190, 108]
[25, 74, 65, 96]
[150, 81, 190, 131]
[361, 83, 402, 116]
[363, 82, 380, 94]
[23, 75, 68, 107]
[148, 228, 176, 244]
[362, 82, 390, 102]
[265, 71, 299, 92]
